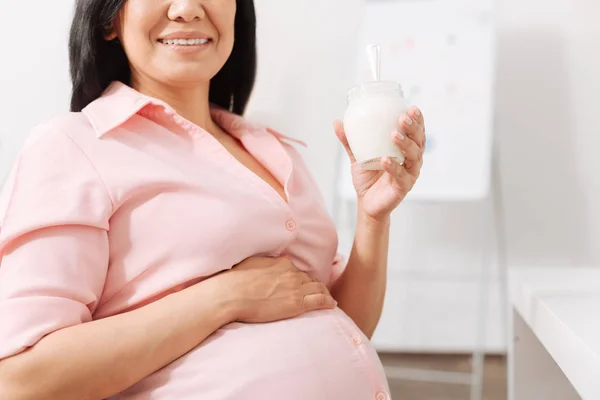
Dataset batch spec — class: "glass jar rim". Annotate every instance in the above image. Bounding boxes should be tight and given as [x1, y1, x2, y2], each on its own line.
[347, 81, 404, 101]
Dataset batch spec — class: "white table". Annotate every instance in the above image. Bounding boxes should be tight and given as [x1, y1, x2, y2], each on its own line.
[509, 268, 600, 400]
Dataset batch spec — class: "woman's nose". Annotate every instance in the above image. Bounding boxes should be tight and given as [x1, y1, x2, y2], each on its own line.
[167, 0, 206, 22]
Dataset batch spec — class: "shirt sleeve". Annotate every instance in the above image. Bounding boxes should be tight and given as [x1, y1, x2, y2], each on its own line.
[0, 124, 112, 360]
[329, 253, 348, 288]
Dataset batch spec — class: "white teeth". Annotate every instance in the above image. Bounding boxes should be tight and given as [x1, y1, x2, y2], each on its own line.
[161, 38, 210, 46]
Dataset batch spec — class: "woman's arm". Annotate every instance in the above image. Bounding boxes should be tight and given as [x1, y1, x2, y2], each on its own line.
[0, 278, 234, 400]
[0, 257, 335, 400]
[332, 107, 425, 338]
[331, 212, 390, 338]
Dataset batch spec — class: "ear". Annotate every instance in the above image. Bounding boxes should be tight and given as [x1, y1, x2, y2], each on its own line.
[104, 25, 118, 41]
[105, 30, 118, 41]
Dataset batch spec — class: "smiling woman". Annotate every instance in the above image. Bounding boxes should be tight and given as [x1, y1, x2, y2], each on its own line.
[0, 0, 425, 399]
[69, 0, 256, 115]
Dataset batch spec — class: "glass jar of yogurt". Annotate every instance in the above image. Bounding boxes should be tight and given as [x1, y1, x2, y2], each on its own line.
[343, 81, 408, 170]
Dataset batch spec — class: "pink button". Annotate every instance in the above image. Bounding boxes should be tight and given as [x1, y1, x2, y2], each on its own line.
[285, 219, 297, 231]
[375, 392, 388, 400]
[351, 334, 362, 346]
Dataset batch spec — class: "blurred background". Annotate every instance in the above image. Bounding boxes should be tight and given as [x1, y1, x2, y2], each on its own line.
[1, 0, 599, 399]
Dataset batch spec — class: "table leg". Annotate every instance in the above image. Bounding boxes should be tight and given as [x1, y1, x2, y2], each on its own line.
[511, 310, 581, 400]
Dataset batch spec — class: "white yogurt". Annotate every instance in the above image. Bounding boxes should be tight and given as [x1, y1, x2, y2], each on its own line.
[343, 81, 408, 170]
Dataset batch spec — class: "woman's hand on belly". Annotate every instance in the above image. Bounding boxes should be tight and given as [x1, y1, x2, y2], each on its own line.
[214, 257, 337, 323]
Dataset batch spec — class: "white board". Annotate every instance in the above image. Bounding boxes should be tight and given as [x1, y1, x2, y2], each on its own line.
[0, 1, 74, 184]
[338, 0, 496, 202]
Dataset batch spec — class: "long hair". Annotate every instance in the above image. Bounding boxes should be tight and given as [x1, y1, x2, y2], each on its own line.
[68, 0, 257, 115]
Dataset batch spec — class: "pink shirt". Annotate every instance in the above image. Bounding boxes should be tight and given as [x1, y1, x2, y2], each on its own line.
[0, 82, 390, 400]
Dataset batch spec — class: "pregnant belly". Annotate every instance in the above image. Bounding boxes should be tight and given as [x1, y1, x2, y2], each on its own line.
[114, 309, 390, 400]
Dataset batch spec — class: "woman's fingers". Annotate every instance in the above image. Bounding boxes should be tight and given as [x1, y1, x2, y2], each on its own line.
[391, 130, 423, 178]
[381, 157, 415, 194]
[404, 156, 423, 179]
[302, 293, 338, 311]
[300, 281, 329, 296]
[334, 120, 356, 163]
[391, 131, 421, 165]
[410, 106, 425, 126]
[409, 106, 425, 142]
[399, 107, 426, 148]
[394, 106, 425, 178]
[300, 282, 337, 311]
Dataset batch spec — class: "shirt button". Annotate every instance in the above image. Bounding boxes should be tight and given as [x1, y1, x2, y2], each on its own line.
[351, 334, 362, 346]
[285, 219, 297, 231]
[375, 392, 388, 400]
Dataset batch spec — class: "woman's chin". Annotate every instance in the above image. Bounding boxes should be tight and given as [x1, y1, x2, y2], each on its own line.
[152, 70, 216, 88]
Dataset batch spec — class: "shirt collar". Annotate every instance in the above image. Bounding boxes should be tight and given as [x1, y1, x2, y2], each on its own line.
[82, 81, 152, 138]
[82, 81, 306, 146]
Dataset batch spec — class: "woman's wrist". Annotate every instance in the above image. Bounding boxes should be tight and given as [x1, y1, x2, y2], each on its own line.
[181, 276, 241, 327]
[347, 206, 391, 272]
[356, 204, 391, 232]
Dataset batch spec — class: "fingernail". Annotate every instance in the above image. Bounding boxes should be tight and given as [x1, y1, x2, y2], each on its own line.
[414, 108, 421, 117]
[384, 157, 393, 166]
[404, 116, 413, 126]
[393, 131, 405, 141]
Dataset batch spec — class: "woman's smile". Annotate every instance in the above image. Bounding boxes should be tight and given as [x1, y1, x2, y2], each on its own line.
[158, 37, 213, 53]
[157, 31, 214, 53]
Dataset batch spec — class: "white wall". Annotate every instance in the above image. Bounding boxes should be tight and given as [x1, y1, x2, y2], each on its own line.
[370, 0, 600, 352]
[497, 0, 600, 268]
[0, 2, 73, 183]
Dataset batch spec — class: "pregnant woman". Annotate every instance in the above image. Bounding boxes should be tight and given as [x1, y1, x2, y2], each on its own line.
[0, 0, 425, 399]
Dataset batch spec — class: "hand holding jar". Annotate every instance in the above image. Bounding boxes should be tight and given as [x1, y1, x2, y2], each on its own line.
[335, 81, 426, 221]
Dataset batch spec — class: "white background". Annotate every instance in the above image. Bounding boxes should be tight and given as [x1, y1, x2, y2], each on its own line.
[0, 1, 73, 184]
